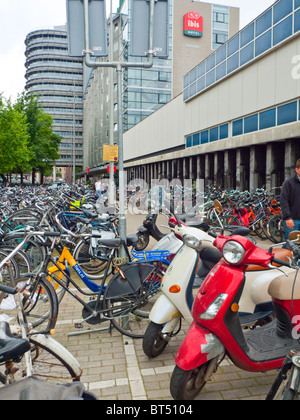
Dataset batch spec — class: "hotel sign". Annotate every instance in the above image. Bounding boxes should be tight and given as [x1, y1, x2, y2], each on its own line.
[184, 12, 203, 38]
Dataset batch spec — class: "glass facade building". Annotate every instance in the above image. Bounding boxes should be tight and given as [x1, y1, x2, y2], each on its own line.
[119, 0, 173, 131]
[24, 27, 84, 173]
[184, 0, 300, 102]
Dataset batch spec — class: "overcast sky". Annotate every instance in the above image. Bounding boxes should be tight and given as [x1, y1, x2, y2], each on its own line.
[0, 0, 275, 102]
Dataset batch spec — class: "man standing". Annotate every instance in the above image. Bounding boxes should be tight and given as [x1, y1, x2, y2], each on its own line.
[95, 178, 102, 196]
[280, 159, 300, 240]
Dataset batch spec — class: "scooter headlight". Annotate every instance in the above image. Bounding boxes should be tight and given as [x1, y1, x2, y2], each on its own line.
[199, 293, 228, 320]
[183, 234, 202, 251]
[222, 240, 245, 265]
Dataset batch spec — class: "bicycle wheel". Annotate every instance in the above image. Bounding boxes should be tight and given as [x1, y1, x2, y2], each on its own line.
[2, 210, 42, 231]
[267, 214, 284, 243]
[103, 262, 163, 338]
[73, 238, 110, 280]
[22, 278, 59, 333]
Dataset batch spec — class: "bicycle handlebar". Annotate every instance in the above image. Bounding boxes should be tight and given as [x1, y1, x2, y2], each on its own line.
[0, 231, 61, 270]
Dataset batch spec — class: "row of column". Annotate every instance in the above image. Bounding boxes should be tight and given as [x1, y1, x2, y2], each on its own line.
[126, 139, 300, 192]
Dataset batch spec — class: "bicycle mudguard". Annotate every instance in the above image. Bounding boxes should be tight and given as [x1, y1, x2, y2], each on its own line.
[105, 263, 159, 298]
[175, 322, 225, 371]
[30, 334, 82, 379]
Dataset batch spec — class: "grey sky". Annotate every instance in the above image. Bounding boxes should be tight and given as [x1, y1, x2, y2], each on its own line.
[0, 0, 275, 101]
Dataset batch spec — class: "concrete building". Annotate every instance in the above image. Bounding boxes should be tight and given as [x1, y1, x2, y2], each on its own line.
[124, 0, 300, 192]
[82, 0, 239, 174]
[25, 26, 84, 182]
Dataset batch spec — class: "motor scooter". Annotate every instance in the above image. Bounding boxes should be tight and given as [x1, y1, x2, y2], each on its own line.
[170, 231, 300, 400]
[142, 203, 293, 359]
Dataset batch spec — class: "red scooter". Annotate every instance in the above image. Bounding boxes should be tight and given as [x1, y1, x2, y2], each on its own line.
[170, 231, 300, 400]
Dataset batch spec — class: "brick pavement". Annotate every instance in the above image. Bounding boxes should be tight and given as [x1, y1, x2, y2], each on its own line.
[51, 213, 279, 401]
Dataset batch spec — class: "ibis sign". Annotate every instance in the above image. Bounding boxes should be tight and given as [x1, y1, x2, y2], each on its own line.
[184, 12, 203, 38]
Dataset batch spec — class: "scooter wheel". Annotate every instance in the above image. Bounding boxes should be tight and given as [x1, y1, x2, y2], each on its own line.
[142, 322, 170, 358]
[170, 364, 209, 400]
[134, 232, 150, 251]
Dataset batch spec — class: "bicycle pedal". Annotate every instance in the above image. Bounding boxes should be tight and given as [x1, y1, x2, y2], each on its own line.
[74, 323, 84, 329]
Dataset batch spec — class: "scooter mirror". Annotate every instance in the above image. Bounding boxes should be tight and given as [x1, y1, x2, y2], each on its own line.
[213, 199, 223, 214]
[288, 231, 300, 243]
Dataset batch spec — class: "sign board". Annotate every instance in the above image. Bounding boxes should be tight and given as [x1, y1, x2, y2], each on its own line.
[66, 0, 108, 57]
[130, 0, 169, 58]
[103, 145, 119, 162]
[183, 12, 203, 38]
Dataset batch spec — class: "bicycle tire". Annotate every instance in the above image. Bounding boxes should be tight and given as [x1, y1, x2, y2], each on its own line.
[103, 262, 163, 338]
[22, 278, 58, 333]
[267, 214, 284, 243]
[73, 238, 110, 280]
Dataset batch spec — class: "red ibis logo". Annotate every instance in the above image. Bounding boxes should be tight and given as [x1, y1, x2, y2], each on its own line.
[184, 12, 203, 38]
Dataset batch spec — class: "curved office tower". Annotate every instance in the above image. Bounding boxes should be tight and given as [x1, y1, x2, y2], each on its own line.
[25, 26, 83, 182]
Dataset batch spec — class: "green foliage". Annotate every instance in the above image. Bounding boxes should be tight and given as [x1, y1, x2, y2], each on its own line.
[0, 95, 31, 173]
[0, 92, 62, 178]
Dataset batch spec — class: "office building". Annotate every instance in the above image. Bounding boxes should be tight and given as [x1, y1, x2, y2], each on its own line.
[25, 26, 84, 182]
[124, 0, 300, 192]
[83, 0, 239, 173]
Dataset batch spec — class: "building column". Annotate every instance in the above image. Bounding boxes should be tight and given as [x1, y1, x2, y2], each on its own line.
[266, 144, 275, 192]
[236, 149, 242, 190]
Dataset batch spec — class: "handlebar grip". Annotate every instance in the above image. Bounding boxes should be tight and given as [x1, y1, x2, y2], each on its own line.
[272, 257, 291, 268]
[0, 284, 17, 294]
[44, 232, 61, 237]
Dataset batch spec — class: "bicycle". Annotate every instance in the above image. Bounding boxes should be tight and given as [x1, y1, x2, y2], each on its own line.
[27, 220, 169, 339]
[0, 276, 82, 387]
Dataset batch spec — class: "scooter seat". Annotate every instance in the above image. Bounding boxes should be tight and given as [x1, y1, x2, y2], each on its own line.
[268, 270, 300, 300]
[246, 248, 292, 271]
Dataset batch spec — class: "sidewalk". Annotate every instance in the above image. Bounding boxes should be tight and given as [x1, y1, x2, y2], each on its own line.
[52, 213, 278, 400]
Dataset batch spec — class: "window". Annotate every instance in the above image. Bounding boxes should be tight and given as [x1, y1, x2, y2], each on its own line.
[255, 29, 272, 56]
[240, 42, 254, 66]
[244, 114, 258, 133]
[219, 124, 229, 139]
[273, 15, 293, 46]
[273, 0, 293, 25]
[241, 23, 254, 48]
[277, 101, 297, 125]
[201, 130, 209, 144]
[259, 108, 276, 129]
[210, 127, 218, 142]
[216, 61, 226, 81]
[193, 133, 200, 146]
[227, 52, 239, 74]
[233, 119, 243, 136]
[186, 136, 192, 148]
[227, 34, 239, 57]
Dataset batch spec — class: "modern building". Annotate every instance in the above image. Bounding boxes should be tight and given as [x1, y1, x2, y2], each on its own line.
[124, 0, 300, 192]
[24, 26, 84, 182]
[82, 0, 239, 174]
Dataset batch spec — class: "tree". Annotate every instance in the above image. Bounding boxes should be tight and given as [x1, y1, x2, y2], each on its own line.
[15, 93, 62, 184]
[0, 95, 32, 180]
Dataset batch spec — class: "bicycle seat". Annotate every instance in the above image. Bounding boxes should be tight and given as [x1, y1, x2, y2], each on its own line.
[0, 322, 31, 363]
[98, 238, 123, 248]
[126, 234, 139, 247]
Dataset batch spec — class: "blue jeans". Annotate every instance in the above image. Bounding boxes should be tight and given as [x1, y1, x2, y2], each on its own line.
[283, 219, 300, 242]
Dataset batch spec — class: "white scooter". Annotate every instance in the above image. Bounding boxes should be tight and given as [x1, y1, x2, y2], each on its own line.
[142, 203, 295, 358]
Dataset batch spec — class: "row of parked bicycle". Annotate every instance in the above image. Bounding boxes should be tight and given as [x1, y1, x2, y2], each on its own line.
[0, 182, 298, 400]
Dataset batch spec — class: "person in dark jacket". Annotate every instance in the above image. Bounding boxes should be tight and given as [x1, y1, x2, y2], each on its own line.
[280, 158, 300, 241]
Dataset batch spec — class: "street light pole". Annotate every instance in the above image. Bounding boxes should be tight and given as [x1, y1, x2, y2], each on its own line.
[83, 0, 155, 251]
[72, 78, 76, 184]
